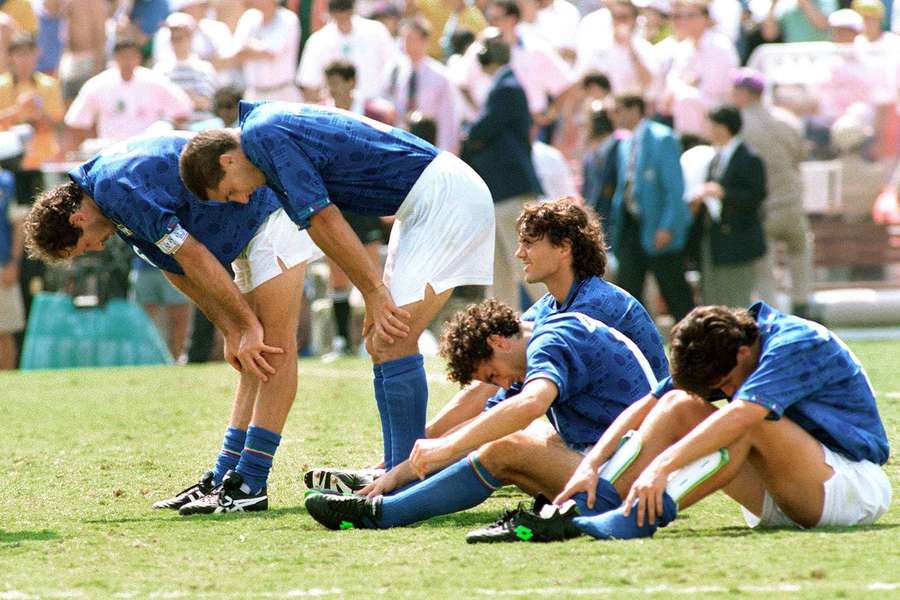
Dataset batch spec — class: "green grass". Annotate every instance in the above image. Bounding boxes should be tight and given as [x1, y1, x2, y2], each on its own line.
[1, 342, 899, 599]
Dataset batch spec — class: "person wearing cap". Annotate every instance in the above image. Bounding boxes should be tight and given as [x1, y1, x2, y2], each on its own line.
[731, 68, 813, 318]
[152, 0, 234, 67]
[63, 38, 193, 151]
[153, 12, 218, 125]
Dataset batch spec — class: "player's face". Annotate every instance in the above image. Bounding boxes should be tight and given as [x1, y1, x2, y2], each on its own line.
[516, 234, 567, 284]
[208, 150, 267, 203]
[473, 355, 523, 390]
[711, 346, 757, 397]
[64, 204, 116, 259]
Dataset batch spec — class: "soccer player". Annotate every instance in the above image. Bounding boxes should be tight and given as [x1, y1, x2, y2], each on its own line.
[178, 101, 495, 472]
[23, 132, 321, 514]
[539, 303, 891, 541]
[305, 197, 669, 494]
[303, 298, 658, 537]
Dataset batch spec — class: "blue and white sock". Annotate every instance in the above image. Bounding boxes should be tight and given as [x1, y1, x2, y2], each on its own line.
[381, 354, 428, 470]
[212, 426, 246, 485]
[373, 363, 392, 469]
[235, 425, 281, 494]
[570, 478, 622, 517]
[375, 454, 502, 528]
[574, 491, 678, 540]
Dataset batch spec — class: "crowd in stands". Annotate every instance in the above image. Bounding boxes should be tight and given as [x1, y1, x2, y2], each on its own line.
[0, 0, 899, 369]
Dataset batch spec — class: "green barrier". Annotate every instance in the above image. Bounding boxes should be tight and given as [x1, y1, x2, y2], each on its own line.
[20, 292, 173, 370]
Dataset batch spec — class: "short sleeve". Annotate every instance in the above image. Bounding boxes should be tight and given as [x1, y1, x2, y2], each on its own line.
[653, 376, 674, 398]
[523, 331, 572, 402]
[734, 341, 826, 419]
[97, 180, 186, 255]
[242, 122, 331, 228]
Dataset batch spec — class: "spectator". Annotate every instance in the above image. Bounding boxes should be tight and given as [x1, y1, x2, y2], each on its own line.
[575, 0, 658, 100]
[153, 12, 218, 122]
[64, 38, 193, 150]
[381, 17, 462, 152]
[324, 59, 364, 113]
[731, 68, 813, 317]
[116, 0, 172, 48]
[226, 0, 301, 101]
[34, 0, 64, 74]
[522, 0, 581, 61]
[689, 104, 766, 307]
[581, 103, 618, 231]
[532, 138, 577, 200]
[0, 33, 65, 204]
[444, 27, 475, 89]
[0, 0, 37, 33]
[608, 93, 693, 322]
[661, 0, 739, 136]
[152, 0, 234, 66]
[414, 0, 487, 60]
[129, 257, 192, 362]
[57, 0, 108, 105]
[762, 0, 836, 43]
[639, 0, 673, 45]
[0, 164, 23, 370]
[296, 0, 396, 103]
[460, 31, 545, 308]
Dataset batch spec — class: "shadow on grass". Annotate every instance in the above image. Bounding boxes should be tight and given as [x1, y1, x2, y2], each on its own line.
[83, 505, 309, 525]
[661, 522, 900, 539]
[0, 529, 59, 543]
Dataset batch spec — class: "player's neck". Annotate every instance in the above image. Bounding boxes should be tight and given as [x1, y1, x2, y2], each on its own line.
[545, 267, 576, 306]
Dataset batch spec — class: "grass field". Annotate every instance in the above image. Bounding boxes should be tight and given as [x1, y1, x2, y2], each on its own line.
[2, 341, 899, 599]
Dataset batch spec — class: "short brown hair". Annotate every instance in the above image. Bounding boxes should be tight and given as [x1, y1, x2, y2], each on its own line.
[517, 197, 607, 280]
[669, 305, 760, 397]
[439, 298, 520, 386]
[178, 129, 240, 200]
[23, 181, 85, 262]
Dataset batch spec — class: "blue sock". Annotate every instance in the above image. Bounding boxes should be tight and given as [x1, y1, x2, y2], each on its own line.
[571, 478, 622, 517]
[574, 491, 678, 540]
[212, 426, 246, 485]
[373, 363, 392, 469]
[375, 454, 502, 528]
[235, 425, 281, 494]
[381, 354, 428, 470]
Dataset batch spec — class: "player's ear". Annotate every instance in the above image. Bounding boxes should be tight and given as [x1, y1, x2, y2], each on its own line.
[69, 209, 87, 227]
[487, 334, 510, 352]
[218, 152, 235, 169]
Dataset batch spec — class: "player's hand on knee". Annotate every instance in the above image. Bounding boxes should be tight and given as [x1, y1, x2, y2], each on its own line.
[364, 284, 411, 344]
[409, 438, 451, 480]
[623, 463, 668, 527]
[236, 322, 284, 382]
[555, 464, 599, 508]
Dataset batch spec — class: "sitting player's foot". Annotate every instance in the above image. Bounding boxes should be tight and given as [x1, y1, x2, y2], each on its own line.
[466, 502, 583, 544]
[305, 492, 381, 530]
[152, 470, 215, 510]
[178, 470, 268, 515]
[303, 467, 375, 494]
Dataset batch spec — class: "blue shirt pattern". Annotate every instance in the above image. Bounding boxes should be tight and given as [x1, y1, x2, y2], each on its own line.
[487, 276, 668, 410]
[69, 132, 280, 274]
[525, 312, 657, 449]
[653, 302, 889, 464]
[238, 101, 439, 228]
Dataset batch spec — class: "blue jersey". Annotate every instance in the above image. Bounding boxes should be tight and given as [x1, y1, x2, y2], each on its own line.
[526, 312, 658, 450]
[70, 132, 280, 274]
[487, 277, 668, 410]
[653, 302, 889, 465]
[238, 101, 439, 228]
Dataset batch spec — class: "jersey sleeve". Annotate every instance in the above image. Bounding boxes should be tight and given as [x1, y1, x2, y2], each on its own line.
[99, 180, 188, 256]
[242, 122, 331, 229]
[523, 330, 573, 403]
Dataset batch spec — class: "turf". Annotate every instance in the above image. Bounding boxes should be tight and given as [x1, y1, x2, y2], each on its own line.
[1, 341, 898, 599]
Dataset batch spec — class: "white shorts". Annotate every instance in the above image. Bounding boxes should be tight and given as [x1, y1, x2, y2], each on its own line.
[741, 443, 891, 528]
[382, 151, 495, 306]
[0, 282, 24, 333]
[232, 209, 323, 294]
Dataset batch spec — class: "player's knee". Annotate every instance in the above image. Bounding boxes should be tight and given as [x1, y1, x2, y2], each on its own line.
[657, 390, 714, 423]
[477, 432, 528, 479]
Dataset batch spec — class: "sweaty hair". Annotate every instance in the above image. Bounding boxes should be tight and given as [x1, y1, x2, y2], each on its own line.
[439, 298, 520, 386]
[178, 129, 240, 200]
[23, 181, 85, 262]
[669, 305, 760, 397]
[517, 197, 607, 280]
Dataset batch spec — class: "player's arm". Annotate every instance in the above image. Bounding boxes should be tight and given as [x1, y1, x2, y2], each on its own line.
[425, 381, 499, 439]
[171, 234, 282, 381]
[307, 204, 410, 343]
[408, 378, 557, 479]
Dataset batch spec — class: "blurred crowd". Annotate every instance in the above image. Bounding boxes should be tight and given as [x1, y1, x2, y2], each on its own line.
[1, 0, 899, 369]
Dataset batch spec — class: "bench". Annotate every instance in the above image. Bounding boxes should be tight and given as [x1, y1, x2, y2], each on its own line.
[810, 218, 900, 289]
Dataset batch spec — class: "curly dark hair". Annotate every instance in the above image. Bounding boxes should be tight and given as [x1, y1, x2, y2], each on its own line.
[23, 181, 85, 263]
[670, 305, 760, 397]
[178, 129, 240, 200]
[439, 298, 521, 386]
[517, 197, 607, 280]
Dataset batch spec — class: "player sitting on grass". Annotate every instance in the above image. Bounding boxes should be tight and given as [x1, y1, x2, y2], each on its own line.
[178, 101, 495, 479]
[508, 303, 891, 542]
[304, 197, 669, 495]
[24, 132, 321, 515]
[304, 298, 658, 538]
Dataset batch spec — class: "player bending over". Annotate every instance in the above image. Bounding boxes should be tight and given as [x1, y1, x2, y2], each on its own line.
[303, 298, 657, 538]
[24, 132, 321, 514]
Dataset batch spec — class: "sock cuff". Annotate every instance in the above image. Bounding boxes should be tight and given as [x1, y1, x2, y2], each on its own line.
[467, 453, 503, 491]
[246, 425, 282, 448]
[224, 426, 247, 447]
[381, 354, 424, 378]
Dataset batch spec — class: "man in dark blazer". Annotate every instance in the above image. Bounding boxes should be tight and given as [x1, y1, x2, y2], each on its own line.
[609, 94, 694, 322]
[460, 29, 544, 309]
[690, 104, 767, 307]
